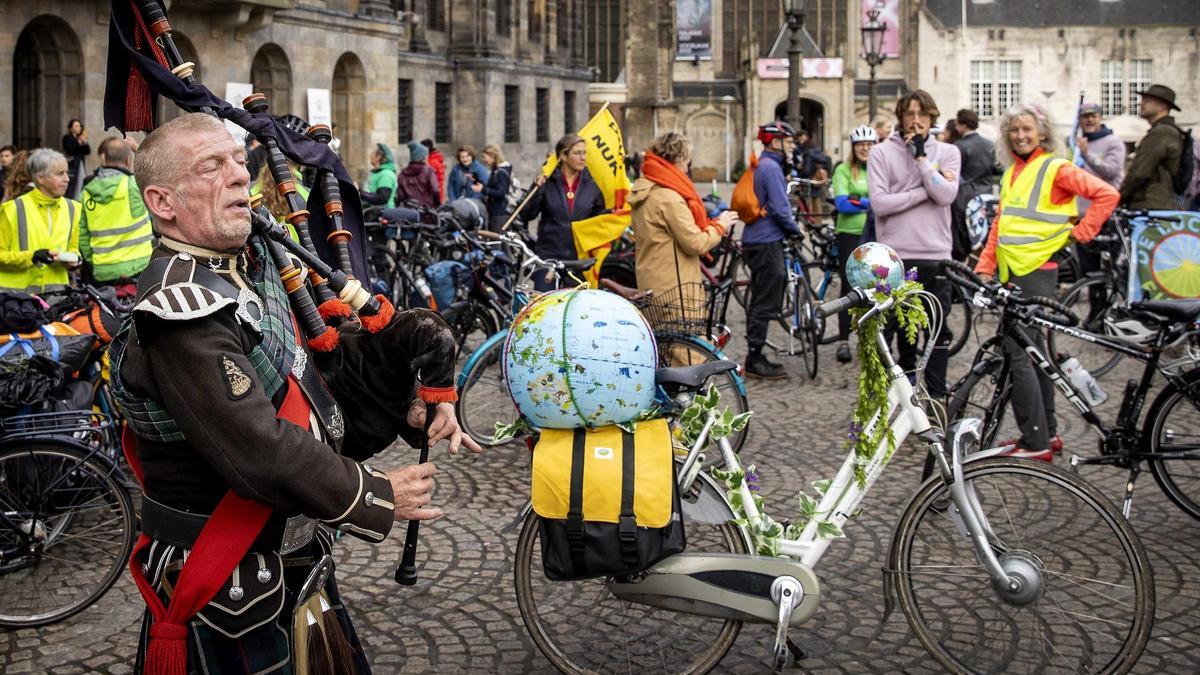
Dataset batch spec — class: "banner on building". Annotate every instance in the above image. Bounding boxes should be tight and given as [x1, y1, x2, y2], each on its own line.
[307, 88, 332, 126]
[1128, 211, 1200, 300]
[863, 0, 901, 57]
[676, 0, 713, 60]
[223, 82, 254, 144]
[755, 58, 845, 80]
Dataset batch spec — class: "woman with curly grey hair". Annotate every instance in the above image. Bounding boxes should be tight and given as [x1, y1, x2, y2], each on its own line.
[974, 102, 1119, 460]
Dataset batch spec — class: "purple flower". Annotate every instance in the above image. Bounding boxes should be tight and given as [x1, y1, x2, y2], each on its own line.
[745, 470, 761, 492]
[904, 267, 918, 282]
[875, 280, 892, 295]
[847, 421, 864, 444]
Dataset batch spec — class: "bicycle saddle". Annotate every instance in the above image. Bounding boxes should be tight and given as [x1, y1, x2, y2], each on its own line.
[655, 360, 737, 389]
[560, 258, 596, 273]
[600, 278, 653, 302]
[1131, 298, 1200, 324]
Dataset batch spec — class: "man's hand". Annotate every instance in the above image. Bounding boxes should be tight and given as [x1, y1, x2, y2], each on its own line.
[31, 249, 54, 265]
[1076, 136, 1089, 155]
[406, 401, 484, 455]
[386, 462, 441, 521]
[939, 169, 957, 182]
[978, 273, 995, 284]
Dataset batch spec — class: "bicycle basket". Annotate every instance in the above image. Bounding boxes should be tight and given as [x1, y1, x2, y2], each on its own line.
[640, 283, 709, 336]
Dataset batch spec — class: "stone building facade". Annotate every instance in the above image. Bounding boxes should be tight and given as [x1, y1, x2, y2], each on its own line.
[914, 0, 1199, 144]
[3, 0, 591, 183]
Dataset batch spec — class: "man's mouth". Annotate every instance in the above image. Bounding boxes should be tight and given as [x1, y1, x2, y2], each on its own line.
[227, 198, 250, 211]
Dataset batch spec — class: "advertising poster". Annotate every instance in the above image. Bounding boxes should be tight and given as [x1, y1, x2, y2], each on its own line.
[862, 0, 901, 58]
[307, 88, 332, 126]
[676, 0, 712, 60]
[223, 81, 254, 144]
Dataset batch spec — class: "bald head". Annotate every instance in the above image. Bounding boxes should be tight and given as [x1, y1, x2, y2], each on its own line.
[135, 113, 229, 195]
[101, 136, 133, 169]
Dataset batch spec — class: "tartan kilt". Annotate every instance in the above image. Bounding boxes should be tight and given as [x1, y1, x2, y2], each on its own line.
[133, 535, 371, 675]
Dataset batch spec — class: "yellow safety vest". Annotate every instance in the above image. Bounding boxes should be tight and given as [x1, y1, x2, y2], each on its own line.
[995, 154, 1079, 281]
[0, 190, 81, 293]
[81, 174, 154, 281]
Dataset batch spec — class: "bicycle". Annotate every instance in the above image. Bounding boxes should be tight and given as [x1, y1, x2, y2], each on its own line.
[513, 283, 1154, 674]
[0, 410, 137, 628]
[1050, 209, 1184, 378]
[938, 258, 1200, 520]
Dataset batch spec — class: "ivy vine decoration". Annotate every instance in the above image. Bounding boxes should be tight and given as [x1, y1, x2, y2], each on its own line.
[493, 417, 535, 444]
[846, 270, 929, 488]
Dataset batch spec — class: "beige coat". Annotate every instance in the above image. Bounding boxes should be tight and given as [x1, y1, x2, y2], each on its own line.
[629, 177, 722, 298]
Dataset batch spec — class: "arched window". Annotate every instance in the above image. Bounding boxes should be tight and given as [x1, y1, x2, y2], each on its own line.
[332, 53, 367, 177]
[250, 43, 293, 115]
[13, 16, 84, 149]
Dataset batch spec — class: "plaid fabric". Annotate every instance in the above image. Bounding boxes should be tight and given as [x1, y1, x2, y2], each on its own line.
[110, 236, 301, 443]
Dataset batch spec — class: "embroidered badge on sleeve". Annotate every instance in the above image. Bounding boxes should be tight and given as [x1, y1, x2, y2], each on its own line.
[220, 354, 255, 400]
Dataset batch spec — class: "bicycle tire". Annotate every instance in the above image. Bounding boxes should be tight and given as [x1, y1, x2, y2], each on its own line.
[1145, 368, 1200, 521]
[0, 440, 136, 628]
[455, 336, 518, 447]
[514, 510, 746, 674]
[892, 458, 1155, 674]
[1049, 274, 1126, 378]
[944, 283, 974, 357]
[792, 271, 820, 379]
[656, 335, 750, 456]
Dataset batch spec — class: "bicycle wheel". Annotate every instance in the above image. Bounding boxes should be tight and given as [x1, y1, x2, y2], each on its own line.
[791, 270, 820, 379]
[0, 441, 136, 627]
[1048, 274, 1126, 378]
[656, 335, 750, 456]
[1145, 369, 1200, 520]
[892, 458, 1155, 674]
[926, 354, 1014, 481]
[943, 283, 975, 357]
[514, 509, 747, 674]
[455, 336, 518, 447]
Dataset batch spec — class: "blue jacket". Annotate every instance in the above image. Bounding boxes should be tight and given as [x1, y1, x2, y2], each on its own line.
[743, 150, 800, 245]
[447, 160, 490, 201]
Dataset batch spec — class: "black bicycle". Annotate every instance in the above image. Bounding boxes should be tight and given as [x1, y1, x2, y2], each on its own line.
[938, 259, 1200, 519]
[0, 411, 136, 627]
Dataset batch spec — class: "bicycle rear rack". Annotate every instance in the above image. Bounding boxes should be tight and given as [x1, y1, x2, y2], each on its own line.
[1, 411, 112, 440]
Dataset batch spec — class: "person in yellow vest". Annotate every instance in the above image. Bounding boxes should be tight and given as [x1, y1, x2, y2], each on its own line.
[0, 148, 82, 293]
[79, 137, 153, 285]
[975, 102, 1119, 461]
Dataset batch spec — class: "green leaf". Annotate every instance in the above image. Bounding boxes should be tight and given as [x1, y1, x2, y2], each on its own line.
[798, 492, 818, 517]
[730, 411, 752, 432]
[816, 521, 844, 539]
[811, 479, 831, 496]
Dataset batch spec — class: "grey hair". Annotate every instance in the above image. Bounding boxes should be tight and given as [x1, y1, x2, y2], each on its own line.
[26, 148, 68, 179]
[996, 102, 1062, 167]
[135, 113, 229, 196]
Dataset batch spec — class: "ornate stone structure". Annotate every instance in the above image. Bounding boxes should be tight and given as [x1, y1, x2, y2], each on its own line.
[2, 0, 590, 182]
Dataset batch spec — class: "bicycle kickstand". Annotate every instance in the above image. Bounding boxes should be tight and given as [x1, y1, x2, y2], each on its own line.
[770, 576, 803, 671]
[1122, 464, 1142, 519]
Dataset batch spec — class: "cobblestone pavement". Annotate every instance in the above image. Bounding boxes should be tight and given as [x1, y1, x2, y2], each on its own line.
[4, 311, 1199, 674]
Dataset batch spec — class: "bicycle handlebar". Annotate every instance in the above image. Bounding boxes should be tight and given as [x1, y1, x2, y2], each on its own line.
[939, 259, 986, 293]
[816, 287, 871, 318]
[1022, 295, 1079, 328]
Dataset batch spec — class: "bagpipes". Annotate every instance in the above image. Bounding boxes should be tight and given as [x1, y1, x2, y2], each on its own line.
[107, 0, 455, 586]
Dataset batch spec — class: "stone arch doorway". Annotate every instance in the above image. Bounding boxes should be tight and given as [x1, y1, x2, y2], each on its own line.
[332, 53, 366, 178]
[250, 43, 293, 115]
[13, 15, 84, 150]
[773, 98, 825, 149]
[156, 32, 201, 126]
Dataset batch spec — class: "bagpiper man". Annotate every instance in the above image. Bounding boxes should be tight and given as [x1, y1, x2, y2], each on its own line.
[110, 113, 480, 674]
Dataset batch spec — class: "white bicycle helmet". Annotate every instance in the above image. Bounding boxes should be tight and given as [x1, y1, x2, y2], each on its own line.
[849, 125, 878, 144]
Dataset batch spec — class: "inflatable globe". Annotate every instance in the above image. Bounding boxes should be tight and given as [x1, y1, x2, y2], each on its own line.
[503, 288, 658, 429]
[845, 242, 905, 292]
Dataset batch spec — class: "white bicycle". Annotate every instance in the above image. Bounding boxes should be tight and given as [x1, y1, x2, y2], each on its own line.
[512, 286, 1154, 674]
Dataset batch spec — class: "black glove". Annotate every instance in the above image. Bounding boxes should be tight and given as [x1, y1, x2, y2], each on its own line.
[31, 249, 54, 265]
[909, 134, 927, 159]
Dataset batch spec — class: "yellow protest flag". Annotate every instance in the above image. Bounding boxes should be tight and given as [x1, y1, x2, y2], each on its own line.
[571, 210, 632, 287]
[541, 103, 631, 209]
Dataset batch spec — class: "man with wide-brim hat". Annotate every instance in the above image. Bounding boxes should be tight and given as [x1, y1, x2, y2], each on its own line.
[1120, 83, 1187, 209]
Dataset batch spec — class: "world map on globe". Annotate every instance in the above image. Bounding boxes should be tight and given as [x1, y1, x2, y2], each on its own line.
[503, 288, 659, 429]
[845, 241, 905, 292]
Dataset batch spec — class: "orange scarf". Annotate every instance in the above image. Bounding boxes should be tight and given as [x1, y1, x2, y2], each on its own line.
[641, 152, 724, 236]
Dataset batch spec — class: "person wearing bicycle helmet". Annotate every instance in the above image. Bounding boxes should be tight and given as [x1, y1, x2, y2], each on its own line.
[743, 120, 801, 379]
[830, 125, 877, 363]
[975, 102, 1119, 460]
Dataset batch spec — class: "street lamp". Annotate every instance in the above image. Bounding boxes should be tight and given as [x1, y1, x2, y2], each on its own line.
[782, 0, 806, 129]
[721, 95, 736, 182]
[861, 2, 887, 120]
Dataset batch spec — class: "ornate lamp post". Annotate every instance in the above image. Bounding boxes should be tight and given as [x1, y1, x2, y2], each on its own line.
[782, 0, 806, 128]
[861, 3, 887, 120]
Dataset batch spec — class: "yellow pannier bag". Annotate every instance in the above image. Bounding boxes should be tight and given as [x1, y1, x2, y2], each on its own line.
[531, 418, 685, 581]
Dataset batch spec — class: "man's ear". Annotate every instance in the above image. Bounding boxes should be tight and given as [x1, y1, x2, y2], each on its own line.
[142, 185, 177, 224]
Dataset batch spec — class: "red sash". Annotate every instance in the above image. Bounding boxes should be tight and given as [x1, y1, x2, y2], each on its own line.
[124, 374, 312, 675]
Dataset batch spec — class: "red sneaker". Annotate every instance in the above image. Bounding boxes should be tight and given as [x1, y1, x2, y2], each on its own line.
[1000, 444, 1053, 462]
[1050, 435, 1064, 455]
